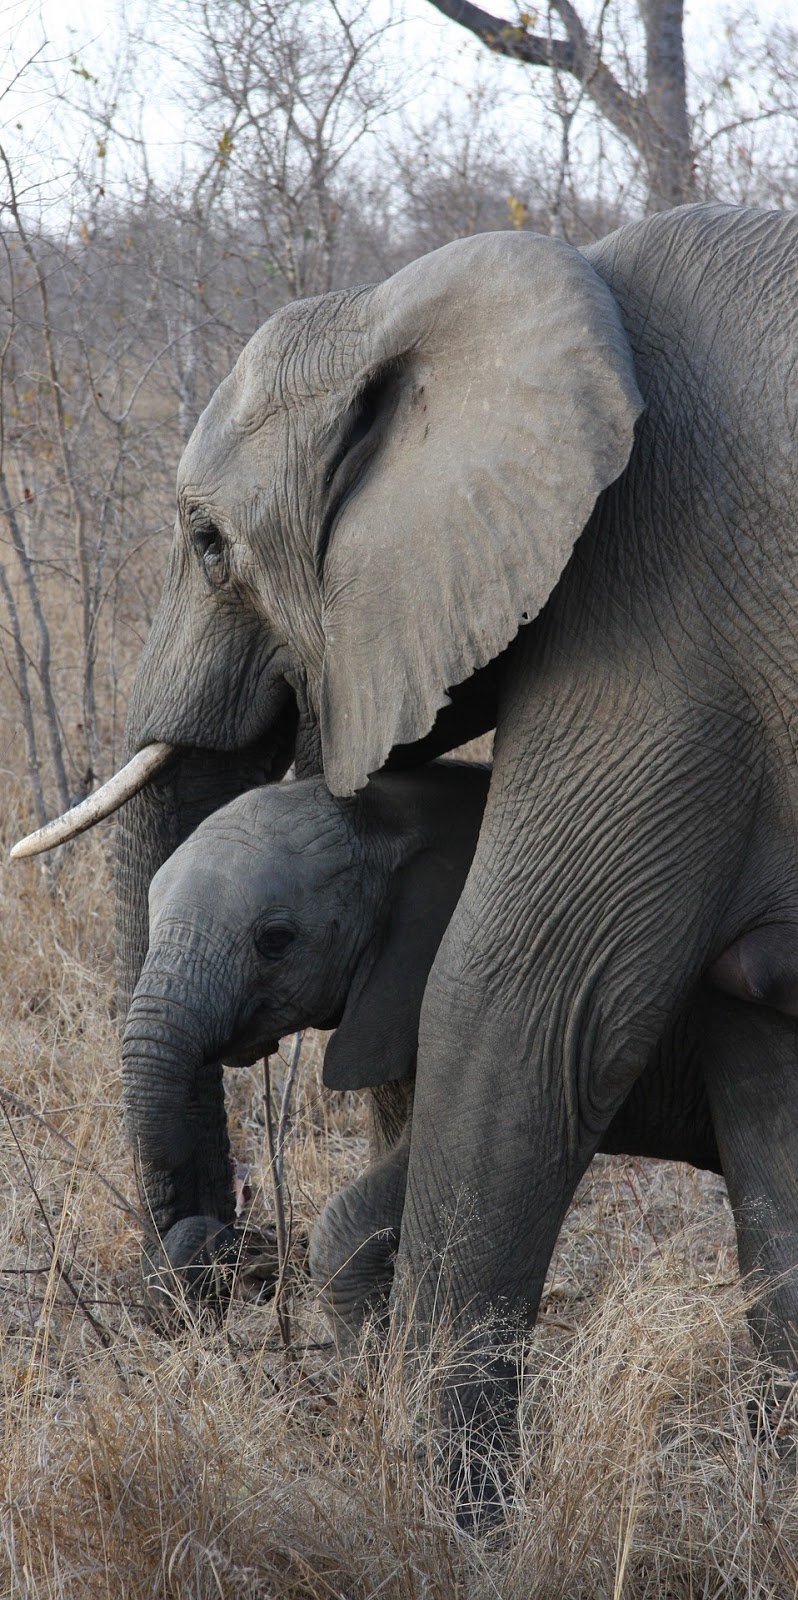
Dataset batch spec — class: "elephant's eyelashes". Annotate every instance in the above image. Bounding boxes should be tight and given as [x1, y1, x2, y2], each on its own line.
[254, 921, 297, 960]
[190, 518, 228, 587]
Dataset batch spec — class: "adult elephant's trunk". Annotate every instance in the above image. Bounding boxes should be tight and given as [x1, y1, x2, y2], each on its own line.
[121, 940, 237, 1237]
[116, 773, 181, 1023]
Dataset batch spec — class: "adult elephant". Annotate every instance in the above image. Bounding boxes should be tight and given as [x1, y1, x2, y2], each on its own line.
[15, 204, 798, 1420]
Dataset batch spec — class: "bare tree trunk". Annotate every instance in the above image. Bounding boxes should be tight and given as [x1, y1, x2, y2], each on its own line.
[0, 470, 71, 814]
[423, 0, 697, 212]
[640, 0, 695, 209]
[0, 560, 47, 828]
[175, 290, 200, 445]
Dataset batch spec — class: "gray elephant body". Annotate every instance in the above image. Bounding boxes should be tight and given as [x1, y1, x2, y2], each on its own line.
[406, 208, 798, 1403]
[110, 204, 798, 1427]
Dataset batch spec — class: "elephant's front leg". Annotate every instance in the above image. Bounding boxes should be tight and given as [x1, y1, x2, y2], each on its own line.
[396, 945, 580, 1429]
[394, 672, 759, 1438]
[701, 987, 798, 1371]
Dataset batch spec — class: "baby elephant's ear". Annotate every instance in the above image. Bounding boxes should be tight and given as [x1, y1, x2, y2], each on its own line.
[320, 229, 643, 796]
[323, 852, 457, 1091]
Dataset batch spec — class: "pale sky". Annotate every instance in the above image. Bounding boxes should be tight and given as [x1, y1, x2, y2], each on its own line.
[2, 0, 795, 214]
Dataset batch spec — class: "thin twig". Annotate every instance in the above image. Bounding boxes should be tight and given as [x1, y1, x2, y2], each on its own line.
[623, 1162, 664, 1260]
[276, 1029, 303, 1190]
[262, 1032, 303, 1351]
[263, 1056, 290, 1349]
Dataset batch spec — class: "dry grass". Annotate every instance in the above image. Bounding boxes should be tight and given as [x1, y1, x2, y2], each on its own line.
[3, 785, 798, 1597]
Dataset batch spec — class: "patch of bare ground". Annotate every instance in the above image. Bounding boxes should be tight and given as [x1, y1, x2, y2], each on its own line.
[2, 808, 798, 1598]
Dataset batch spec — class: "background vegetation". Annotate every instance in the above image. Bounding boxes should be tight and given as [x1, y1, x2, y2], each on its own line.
[4, 2, 798, 1592]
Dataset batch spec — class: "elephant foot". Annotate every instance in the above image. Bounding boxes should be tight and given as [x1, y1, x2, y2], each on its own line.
[447, 1444, 510, 1535]
[142, 1215, 238, 1326]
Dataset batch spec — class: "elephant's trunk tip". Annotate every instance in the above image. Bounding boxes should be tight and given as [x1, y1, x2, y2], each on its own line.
[10, 742, 177, 861]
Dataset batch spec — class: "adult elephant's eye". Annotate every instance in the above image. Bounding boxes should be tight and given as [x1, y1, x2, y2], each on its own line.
[191, 518, 228, 587]
[254, 921, 297, 960]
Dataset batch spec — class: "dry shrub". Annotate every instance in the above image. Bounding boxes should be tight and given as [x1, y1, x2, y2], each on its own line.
[3, 819, 798, 1597]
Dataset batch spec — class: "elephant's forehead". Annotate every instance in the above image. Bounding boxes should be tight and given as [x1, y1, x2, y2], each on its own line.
[178, 291, 372, 490]
[149, 789, 357, 922]
[177, 365, 273, 497]
[149, 845, 308, 926]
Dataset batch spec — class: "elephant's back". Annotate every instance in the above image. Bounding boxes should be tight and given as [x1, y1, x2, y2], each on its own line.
[585, 204, 798, 480]
[582, 206, 798, 610]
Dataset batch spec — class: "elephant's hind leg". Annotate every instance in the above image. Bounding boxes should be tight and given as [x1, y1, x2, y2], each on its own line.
[701, 986, 798, 1371]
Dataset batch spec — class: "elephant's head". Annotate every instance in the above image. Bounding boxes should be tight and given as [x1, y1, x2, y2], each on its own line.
[122, 761, 490, 1238]
[130, 232, 641, 796]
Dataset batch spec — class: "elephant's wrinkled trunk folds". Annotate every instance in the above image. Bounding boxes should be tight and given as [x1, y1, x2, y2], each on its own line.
[122, 991, 207, 1170]
[122, 955, 235, 1236]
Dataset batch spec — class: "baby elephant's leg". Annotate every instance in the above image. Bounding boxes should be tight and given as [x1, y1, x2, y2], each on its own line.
[309, 1124, 411, 1351]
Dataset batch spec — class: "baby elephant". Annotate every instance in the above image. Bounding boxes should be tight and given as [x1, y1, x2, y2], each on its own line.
[123, 759, 721, 1338]
[122, 761, 490, 1316]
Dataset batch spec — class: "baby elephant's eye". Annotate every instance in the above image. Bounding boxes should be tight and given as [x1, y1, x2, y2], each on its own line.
[254, 921, 297, 960]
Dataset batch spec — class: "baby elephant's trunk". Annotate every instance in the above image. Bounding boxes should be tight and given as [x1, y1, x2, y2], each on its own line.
[122, 945, 236, 1236]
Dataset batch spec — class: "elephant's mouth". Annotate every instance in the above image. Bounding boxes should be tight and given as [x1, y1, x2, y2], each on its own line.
[220, 1037, 280, 1070]
[217, 999, 282, 1070]
[167, 681, 302, 787]
[219, 999, 344, 1072]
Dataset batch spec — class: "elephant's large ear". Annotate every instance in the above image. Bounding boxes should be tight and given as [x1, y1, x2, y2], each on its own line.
[320, 231, 642, 795]
[322, 850, 457, 1091]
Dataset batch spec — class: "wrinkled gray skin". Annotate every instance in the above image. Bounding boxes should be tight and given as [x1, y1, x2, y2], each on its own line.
[123, 758, 720, 1334]
[118, 205, 798, 1438]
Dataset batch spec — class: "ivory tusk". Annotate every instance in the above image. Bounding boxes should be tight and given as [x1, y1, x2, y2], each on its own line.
[9, 742, 176, 861]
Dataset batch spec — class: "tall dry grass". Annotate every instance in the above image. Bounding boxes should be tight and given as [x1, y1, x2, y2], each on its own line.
[3, 782, 798, 1597]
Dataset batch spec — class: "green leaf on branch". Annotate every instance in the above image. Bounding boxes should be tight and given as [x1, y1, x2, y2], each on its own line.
[70, 57, 97, 84]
